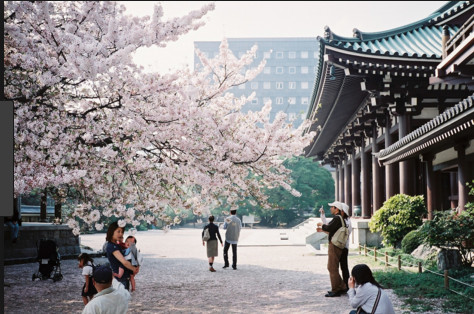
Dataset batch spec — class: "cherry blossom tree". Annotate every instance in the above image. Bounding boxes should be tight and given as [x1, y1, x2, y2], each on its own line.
[6, 1, 315, 234]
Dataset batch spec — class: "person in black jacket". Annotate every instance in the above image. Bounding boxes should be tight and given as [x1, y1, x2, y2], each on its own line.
[317, 201, 347, 297]
[202, 215, 223, 272]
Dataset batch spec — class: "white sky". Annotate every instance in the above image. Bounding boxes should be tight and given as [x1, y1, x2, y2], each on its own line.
[121, 1, 449, 73]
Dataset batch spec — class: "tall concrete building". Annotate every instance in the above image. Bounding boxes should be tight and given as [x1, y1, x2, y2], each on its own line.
[194, 38, 319, 128]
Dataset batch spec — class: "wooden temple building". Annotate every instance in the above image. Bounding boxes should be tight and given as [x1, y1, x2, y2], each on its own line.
[304, 1, 474, 220]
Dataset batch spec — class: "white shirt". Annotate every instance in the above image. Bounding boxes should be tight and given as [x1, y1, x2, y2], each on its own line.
[82, 262, 93, 276]
[82, 284, 131, 314]
[348, 282, 395, 314]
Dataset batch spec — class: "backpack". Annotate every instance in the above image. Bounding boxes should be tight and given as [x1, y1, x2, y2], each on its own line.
[202, 227, 210, 241]
[331, 216, 349, 249]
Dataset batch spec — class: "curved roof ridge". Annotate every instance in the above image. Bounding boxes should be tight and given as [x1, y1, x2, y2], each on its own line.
[324, 1, 470, 43]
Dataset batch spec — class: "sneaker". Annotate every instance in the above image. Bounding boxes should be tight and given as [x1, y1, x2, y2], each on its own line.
[222, 266, 229, 269]
[232, 266, 237, 270]
[209, 267, 216, 272]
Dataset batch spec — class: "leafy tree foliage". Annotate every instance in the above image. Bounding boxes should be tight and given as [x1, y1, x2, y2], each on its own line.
[369, 194, 426, 247]
[212, 156, 334, 227]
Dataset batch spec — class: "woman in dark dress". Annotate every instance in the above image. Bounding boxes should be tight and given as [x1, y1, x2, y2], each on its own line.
[202, 215, 223, 272]
[105, 222, 138, 290]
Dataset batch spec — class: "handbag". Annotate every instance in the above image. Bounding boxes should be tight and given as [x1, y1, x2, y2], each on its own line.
[356, 287, 381, 314]
[331, 215, 349, 249]
[202, 227, 210, 241]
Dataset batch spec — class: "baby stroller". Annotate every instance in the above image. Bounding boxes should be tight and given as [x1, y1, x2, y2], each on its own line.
[32, 239, 63, 282]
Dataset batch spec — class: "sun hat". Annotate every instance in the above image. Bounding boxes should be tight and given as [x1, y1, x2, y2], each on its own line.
[328, 201, 344, 211]
[342, 203, 350, 216]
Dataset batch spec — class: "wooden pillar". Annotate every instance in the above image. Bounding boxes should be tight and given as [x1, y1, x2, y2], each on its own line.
[450, 172, 458, 209]
[352, 149, 361, 214]
[344, 158, 352, 213]
[423, 154, 435, 220]
[455, 143, 469, 212]
[335, 168, 340, 201]
[40, 189, 47, 222]
[385, 117, 396, 198]
[372, 124, 383, 213]
[361, 142, 371, 218]
[339, 162, 345, 202]
[399, 113, 411, 195]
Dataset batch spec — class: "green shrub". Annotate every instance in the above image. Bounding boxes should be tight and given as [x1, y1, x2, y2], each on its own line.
[419, 181, 474, 267]
[369, 194, 426, 247]
[401, 229, 423, 254]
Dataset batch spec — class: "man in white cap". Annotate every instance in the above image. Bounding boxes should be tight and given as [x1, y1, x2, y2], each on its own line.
[317, 201, 348, 297]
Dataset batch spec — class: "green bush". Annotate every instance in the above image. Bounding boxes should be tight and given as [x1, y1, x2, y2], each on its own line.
[369, 194, 426, 248]
[419, 207, 474, 267]
[401, 229, 423, 254]
[419, 181, 474, 267]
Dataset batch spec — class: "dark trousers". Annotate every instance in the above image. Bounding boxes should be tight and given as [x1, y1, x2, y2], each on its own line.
[340, 247, 349, 289]
[223, 241, 237, 267]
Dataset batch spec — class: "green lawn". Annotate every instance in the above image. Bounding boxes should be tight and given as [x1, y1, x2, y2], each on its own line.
[349, 248, 474, 313]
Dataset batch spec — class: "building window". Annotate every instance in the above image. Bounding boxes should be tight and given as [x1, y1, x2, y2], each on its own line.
[314, 66, 318, 73]
[288, 97, 296, 105]
[301, 66, 309, 74]
[289, 51, 296, 59]
[301, 97, 309, 105]
[251, 98, 258, 105]
[251, 82, 259, 89]
[263, 97, 271, 104]
[289, 82, 296, 89]
[263, 82, 271, 89]
[301, 51, 308, 59]
[276, 97, 283, 104]
[289, 67, 296, 74]
[276, 82, 284, 89]
[301, 81, 309, 89]
[263, 67, 271, 74]
[276, 67, 284, 74]
[289, 113, 297, 120]
[264, 51, 271, 59]
[238, 83, 246, 90]
[276, 51, 283, 59]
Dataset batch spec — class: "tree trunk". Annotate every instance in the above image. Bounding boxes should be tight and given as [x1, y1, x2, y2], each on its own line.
[40, 189, 47, 222]
[54, 202, 62, 222]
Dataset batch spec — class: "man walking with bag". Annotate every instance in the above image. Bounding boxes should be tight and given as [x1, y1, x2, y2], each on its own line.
[317, 201, 348, 297]
[222, 209, 242, 270]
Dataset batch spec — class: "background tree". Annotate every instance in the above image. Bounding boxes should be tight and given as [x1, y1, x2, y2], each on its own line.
[7, 2, 315, 234]
[209, 156, 334, 227]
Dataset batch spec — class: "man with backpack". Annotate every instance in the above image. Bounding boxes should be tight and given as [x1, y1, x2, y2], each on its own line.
[316, 201, 348, 297]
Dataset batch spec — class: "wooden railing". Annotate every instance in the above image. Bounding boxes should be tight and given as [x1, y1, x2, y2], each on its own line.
[445, 14, 474, 57]
[357, 244, 474, 301]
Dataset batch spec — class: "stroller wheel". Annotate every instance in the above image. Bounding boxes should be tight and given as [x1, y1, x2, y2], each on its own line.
[53, 274, 63, 282]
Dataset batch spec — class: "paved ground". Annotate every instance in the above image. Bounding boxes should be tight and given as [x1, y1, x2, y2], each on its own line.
[4, 227, 410, 313]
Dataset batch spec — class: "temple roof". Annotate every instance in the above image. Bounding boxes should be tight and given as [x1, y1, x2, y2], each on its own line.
[322, 1, 472, 59]
[376, 94, 474, 165]
[304, 1, 474, 160]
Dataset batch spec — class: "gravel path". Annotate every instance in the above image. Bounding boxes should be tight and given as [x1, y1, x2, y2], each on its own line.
[4, 228, 416, 313]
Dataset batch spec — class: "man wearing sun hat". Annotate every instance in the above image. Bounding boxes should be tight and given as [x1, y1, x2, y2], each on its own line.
[82, 265, 131, 314]
[316, 201, 348, 297]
